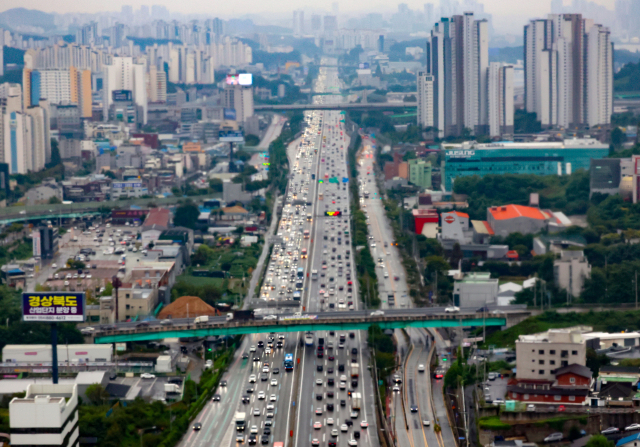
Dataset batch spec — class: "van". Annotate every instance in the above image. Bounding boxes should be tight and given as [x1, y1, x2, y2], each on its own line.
[488, 372, 498, 381]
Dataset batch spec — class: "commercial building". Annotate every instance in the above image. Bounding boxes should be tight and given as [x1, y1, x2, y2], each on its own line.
[553, 250, 591, 298]
[452, 272, 498, 308]
[590, 158, 623, 197]
[514, 328, 586, 381]
[443, 139, 609, 190]
[10, 384, 80, 447]
[524, 14, 613, 130]
[507, 364, 592, 405]
[32, 226, 59, 259]
[487, 204, 550, 237]
[3, 344, 112, 363]
[224, 84, 253, 123]
[408, 158, 432, 190]
[110, 181, 148, 199]
[102, 57, 148, 125]
[412, 209, 439, 237]
[440, 210, 471, 243]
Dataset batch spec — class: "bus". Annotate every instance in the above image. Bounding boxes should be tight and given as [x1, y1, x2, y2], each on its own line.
[303, 230, 310, 239]
[311, 269, 318, 280]
[284, 354, 294, 371]
[293, 291, 301, 301]
[297, 267, 304, 278]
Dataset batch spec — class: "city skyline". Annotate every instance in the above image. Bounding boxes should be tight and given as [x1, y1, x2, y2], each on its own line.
[0, 0, 618, 36]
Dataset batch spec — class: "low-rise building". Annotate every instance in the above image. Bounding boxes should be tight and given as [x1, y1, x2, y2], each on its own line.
[554, 251, 591, 298]
[25, 180, 63, 206]
[440, 211, 471, 243]
[412, 209, 439, 237]
[10, 383, 80, 447]
[452, 272, 498, 308]
[507, 363, 592, 405]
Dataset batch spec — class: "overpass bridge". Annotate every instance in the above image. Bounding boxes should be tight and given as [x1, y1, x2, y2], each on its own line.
[91, 307, 529, 344]
[255, 102, 417, 112]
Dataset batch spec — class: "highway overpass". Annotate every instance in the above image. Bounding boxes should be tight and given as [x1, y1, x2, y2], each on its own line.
[255, 102, 417, 112]
[90, 307, 529, 344]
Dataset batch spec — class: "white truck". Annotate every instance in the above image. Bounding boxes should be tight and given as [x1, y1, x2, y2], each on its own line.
[194, 316, 209, 324]
[235, 411, 247, 431]
[351, 392, 362, 411]
[350, 363, 359, 378]
[164, 383, 181, 394]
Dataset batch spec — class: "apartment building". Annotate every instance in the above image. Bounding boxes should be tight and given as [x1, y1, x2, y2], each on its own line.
[515, 328, 586, 381]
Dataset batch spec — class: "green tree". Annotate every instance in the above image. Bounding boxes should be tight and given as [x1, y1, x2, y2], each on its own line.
[85, 383, 110, 405]
[585, 435, 614, 447]
[103, 170, 117, 179]
[48, 196, 61, 204]
[173, 201, 200, 229]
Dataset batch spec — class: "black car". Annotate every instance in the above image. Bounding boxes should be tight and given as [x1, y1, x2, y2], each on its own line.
[410, 405, 418, 413]
[349, 332, 355, 339]
[258, 341, 264, 348]
[242, 353, 249, 359]
[354, 431, 360, 439]
[220, 380, 227, 387]
[261, 436, 269, 445]
[345, 420, 353, 427]
[248, 435, 257, 445]
[329, 442, 337, 447]
[340, 400, 346, 407]
[263, 427, 271, 435]
[327, 403, 334, 411]
[242, 396, 250, 404]
[253, 357, 261, 362]
[328, 378, 334, 386]
[193, 422, 202, 430]
[246, 388, 254, 393]
[351, 380, 358, 388]
[338, 364, 345, 372]
[316, 394, 323, 400]
[212, 394, 221, 401]
[317, 365, 323, 372]
[327, 367, 334, 374]
[327, 391, 334, 398]
[352, 348, 358, 355]
[273, 368, 279, 374]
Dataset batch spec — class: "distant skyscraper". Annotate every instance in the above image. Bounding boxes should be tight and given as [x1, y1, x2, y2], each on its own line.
[324, 15, 338, 33]
[417, 72, 434, 129]
[424, 3, 435, 29]
[524, 13, 612, 130]
[103, 57, 147, 124]
[140, 5, 150, 17]
[293, 10, 305, 36]
[488, 63, 514, 136]
[121, 5, 133, 19]
[311, 15, 322, 35]
[223, 84, 253, 123]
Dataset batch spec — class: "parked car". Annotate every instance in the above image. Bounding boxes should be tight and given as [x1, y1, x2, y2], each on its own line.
[543, 433, 563, 443]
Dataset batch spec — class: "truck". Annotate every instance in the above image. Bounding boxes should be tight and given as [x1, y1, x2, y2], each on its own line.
[318, 338, 325, 347]
[305, 332, 314, 346]
[350, 363, 359, 378]
[164, 383, 181, 394]
[235, 412, 247, 431]
[351, 392, 362, 411]
[226, 310, 255, 321]
[194, 316, 209, 324]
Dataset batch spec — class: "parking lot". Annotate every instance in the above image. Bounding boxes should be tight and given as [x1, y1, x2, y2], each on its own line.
[482, 376, 509, 404]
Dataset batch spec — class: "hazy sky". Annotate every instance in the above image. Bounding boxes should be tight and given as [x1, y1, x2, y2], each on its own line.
[0, 0, 617, 35]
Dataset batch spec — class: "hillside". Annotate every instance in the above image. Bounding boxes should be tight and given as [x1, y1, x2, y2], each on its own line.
[0, 8, 55, 32]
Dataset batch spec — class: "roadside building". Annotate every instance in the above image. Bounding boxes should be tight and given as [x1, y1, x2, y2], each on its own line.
[412, 209, 439, 237]
[507, 364, 592, 405]
[440, 211, 471, 243]
[553, 251, 591, 298]
[452, 272, 498, 308]
[487, 204, 549, 237]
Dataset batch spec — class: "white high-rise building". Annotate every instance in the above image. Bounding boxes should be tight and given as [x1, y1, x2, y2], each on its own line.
[416, 72, 434, 129]
[293, 10, 305, 36]
[224, 84, 254, 123]
[147, 66, 167, 103]
[488, 63, 514, 137]
[426, 12, 502, 138]
[524, 14, 612, 130]
[102, 56, 147, 124]
[10, 384, 80, 447]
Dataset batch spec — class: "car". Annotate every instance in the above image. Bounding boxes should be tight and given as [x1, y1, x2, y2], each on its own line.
[315, 408, 323, 415]
[193, 422, 202, 430]
[410, 405, 418, 413]
[601, 427, 620, 435]
[526, 404, 536, 412]
[248, 435, 257, 445]
[251, 426, 259, 434]
[273, 368, 279, 374]
[331, 429, 339, 437]
[360, 421, 369, 429]
[250, 346, 256, 352]
[626, 423, 640, 431]
[236, 434, 245, 443]
[348, 440, 358, 446]
[270, 394, 277, 401]
[242, 396, 250, 404]
[393, 385, 401, 392]
[418, 364, 425, 372]
[316, 379, 323, 386]
[341, 424, 349, 432]
[314, 422, 322, 430]
[140, 373, 155, 379]
[370, 310, 384, 316]
[444, 306, 460, 313]
[312, 440, 320, 446]
[327, 418, 335, 425]
[221, 380, 227, 387]
[257, 392, 266, 401]
[249, 375, 256, 383]
[212, 394, 221, 401]
[263, 315, 278, 320]
[543, 433, 563, 443]
[253, 408, 261, 416]
[423, 420, 431, 426]
[271, 379, 278, 386]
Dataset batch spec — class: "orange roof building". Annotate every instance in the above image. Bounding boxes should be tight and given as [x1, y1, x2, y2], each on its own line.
[157, 296, 218, 320]
[487, 204, 550, 237]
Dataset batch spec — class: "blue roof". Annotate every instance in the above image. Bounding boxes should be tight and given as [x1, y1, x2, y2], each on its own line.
[8, 269, 23, 274]
[617, 433, 640, 446]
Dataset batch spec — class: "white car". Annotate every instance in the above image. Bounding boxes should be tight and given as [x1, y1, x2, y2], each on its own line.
[249, 375, 256, 383]
[265, 347, 272, 354]
[418, 364, 425, 373]
[263, 315, 278, 320]
[140, 373, 155, 379]
[271, 379, 278, 386]
[80, 327, 95, 334]
[316, 379, 323, 386]
[257, 391, 266, 400]
[250, 426, 258, 434]
[341, 424, 348, 432]
[348, 440, 358, 446]
[444, 306, 460, 313]
[370, 310, 384, 316]
[269, 394, 277, 401]
[327, 418, 334, 425]
[250, 346, 256, 352]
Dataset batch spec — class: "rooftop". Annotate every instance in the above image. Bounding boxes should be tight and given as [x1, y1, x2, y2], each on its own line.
[144, 207, 171, 227]
[489, 204, 549, 221]
[446, 138, 609, 151]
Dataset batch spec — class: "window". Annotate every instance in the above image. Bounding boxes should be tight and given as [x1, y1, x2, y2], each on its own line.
[569, 396, 575, 401]
[561, 350, 568, 358]
[539, 349, 545, 355]
[550, 350, 556, 355]
[554, 395, 561, 401]
[524, 394, 529, 400]
[539, 360, 545, 365]
[561, 361, 569, 367]
[572, 350, 578, 355]
[550, 360, 556, 365]
[539, 370, 545, 375]
[570, 377, 575, 384]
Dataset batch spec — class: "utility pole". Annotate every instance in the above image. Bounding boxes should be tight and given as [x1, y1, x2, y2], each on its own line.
[636, 270, 638, 310]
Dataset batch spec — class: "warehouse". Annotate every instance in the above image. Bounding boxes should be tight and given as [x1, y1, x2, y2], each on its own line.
[3, 344, 113, 363]
[443, 138, 609, 190]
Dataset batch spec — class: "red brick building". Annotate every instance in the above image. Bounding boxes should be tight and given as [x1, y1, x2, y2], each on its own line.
[507, 364, 592, 405]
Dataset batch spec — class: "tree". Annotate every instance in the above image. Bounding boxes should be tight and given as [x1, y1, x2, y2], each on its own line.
[48, 196, 61, 204]
[585, 435, 614, 447]
[103, 170, 117, 179]
[85, 383, 110, 405]
[173, 201, 200, 229]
